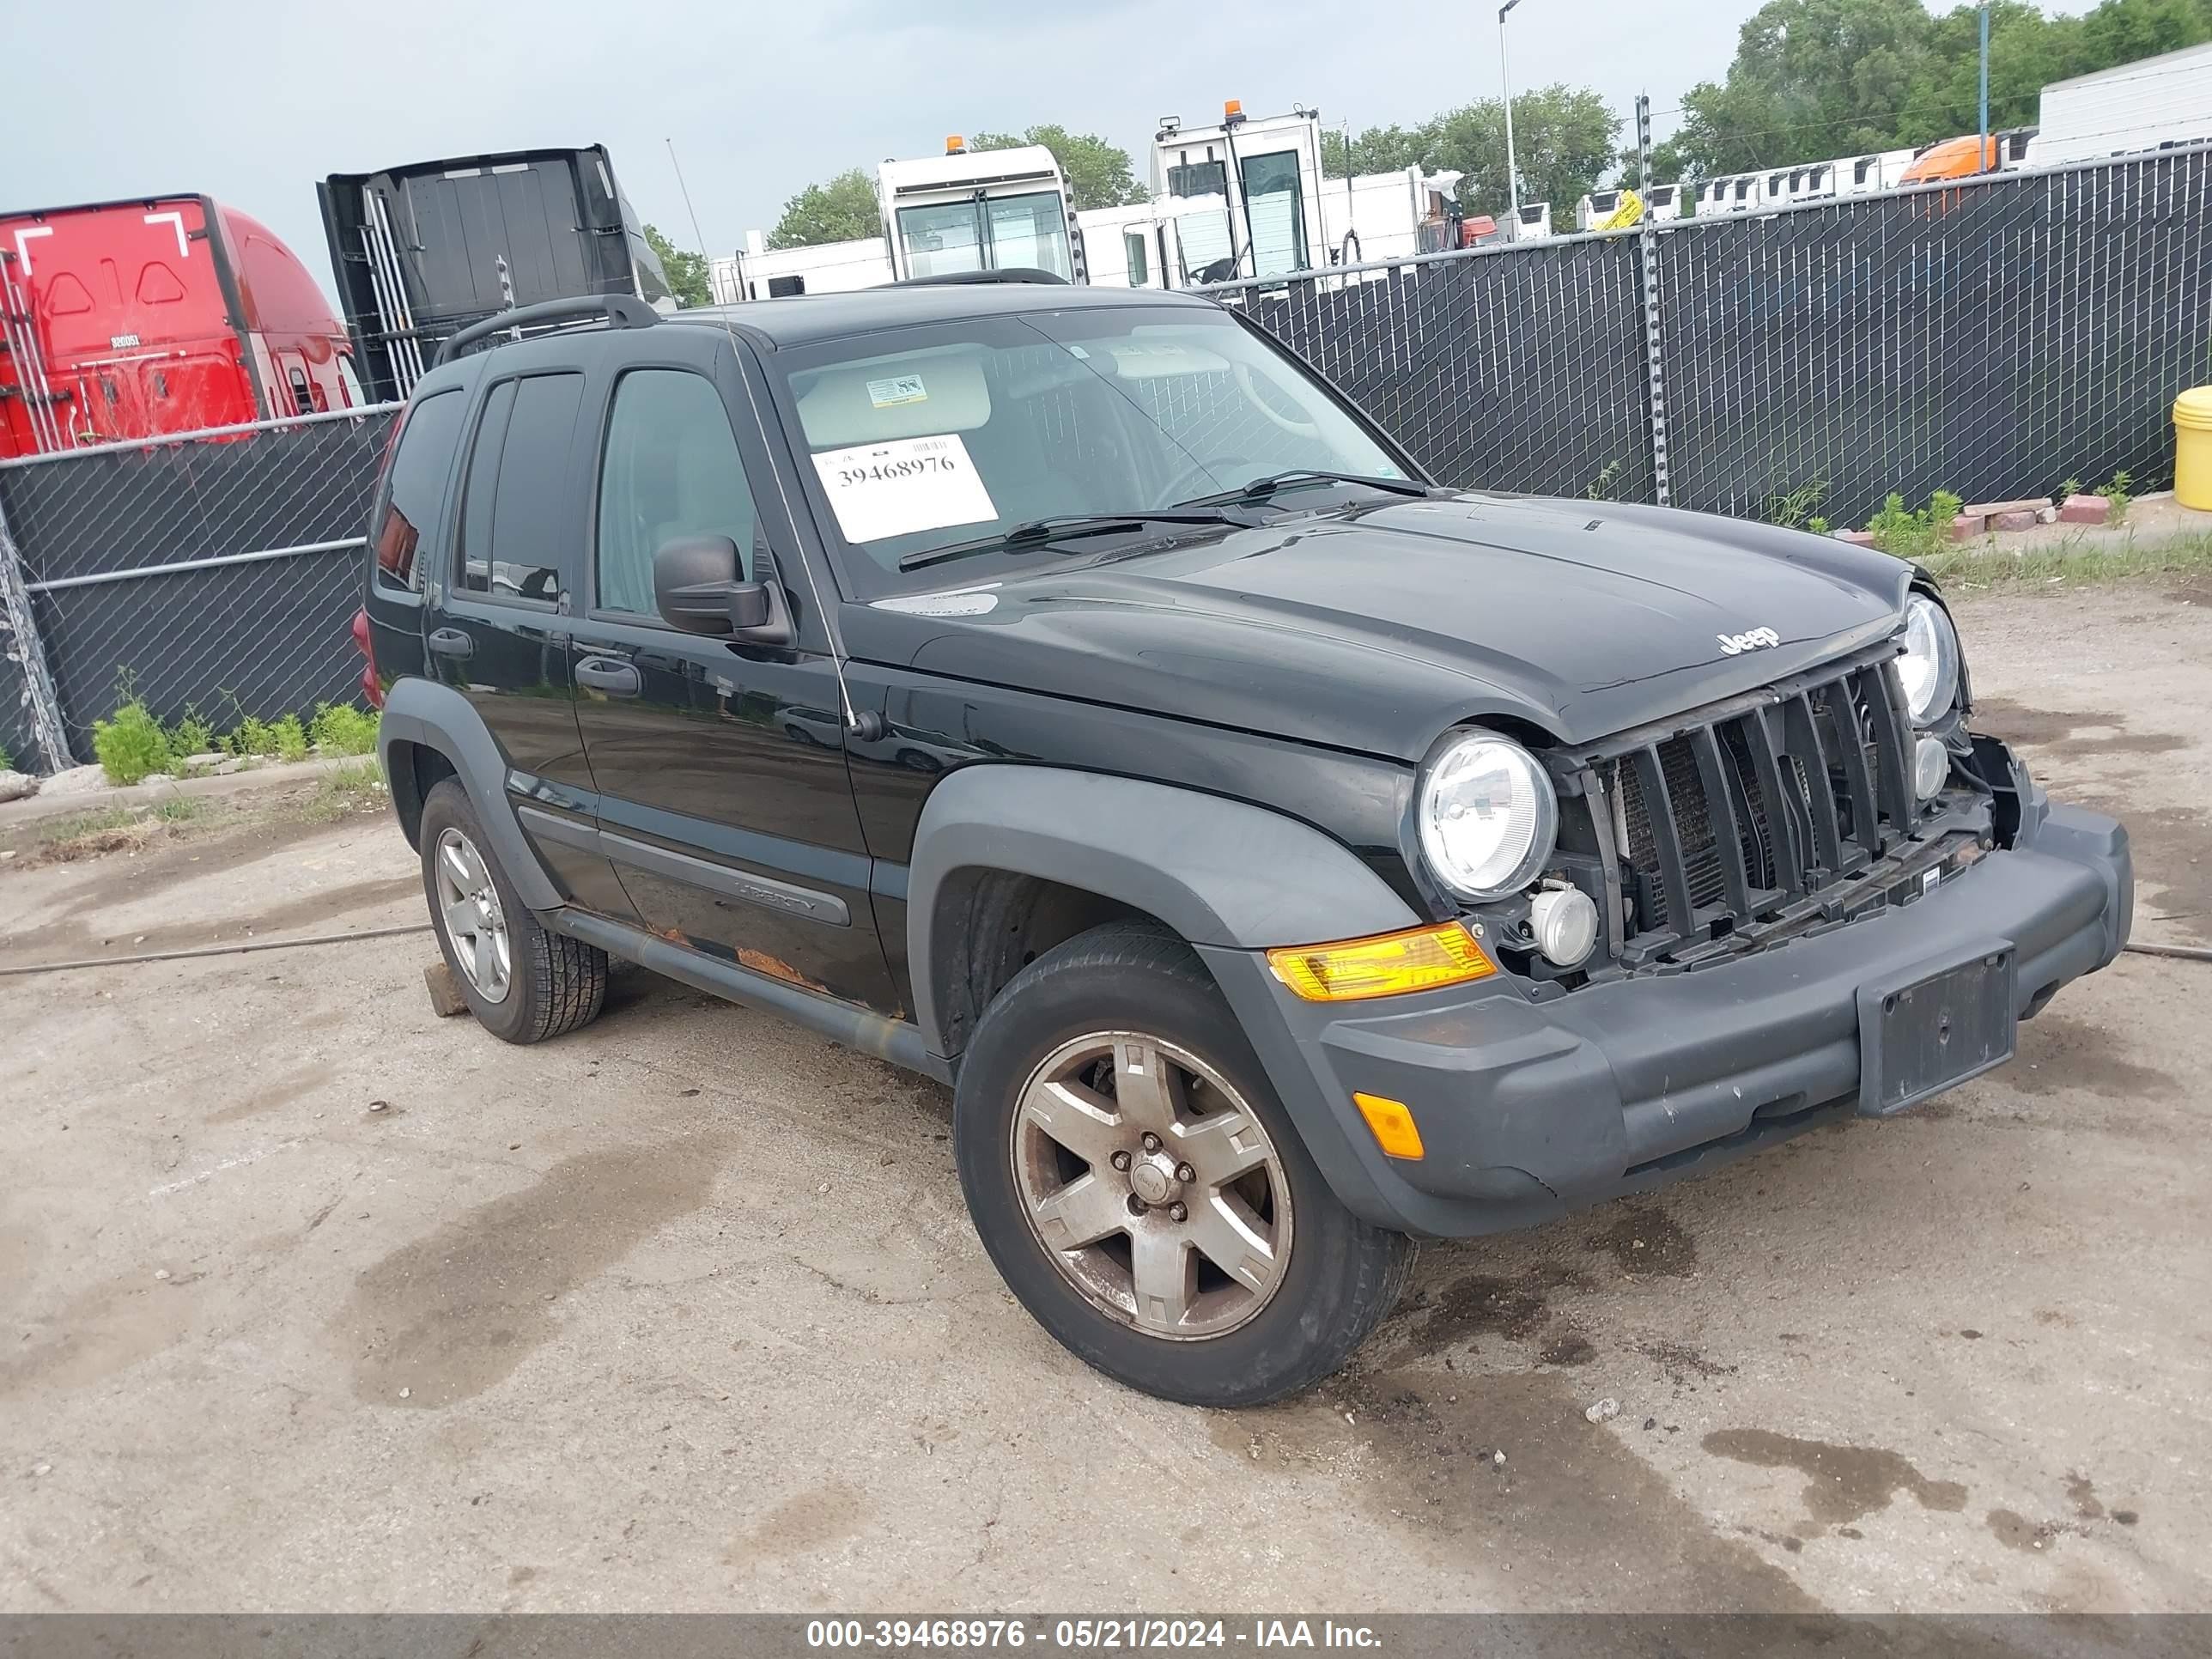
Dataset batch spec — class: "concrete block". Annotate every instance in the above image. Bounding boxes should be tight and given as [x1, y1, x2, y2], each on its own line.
[1830, 528, 1877, 546]
[1950, 514, 1988, 542]
[425, 961, 470, 1018]
[2060, 493, 2112, 526]
[1990, 509, 2039, 532]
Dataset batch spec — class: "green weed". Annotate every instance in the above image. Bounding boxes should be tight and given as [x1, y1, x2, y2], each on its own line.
[167, 708, 215, 763]
[92, 699, 174, 785]
[308, 702, 380, 756]
[2100, 471, 2133, 523]
[1867, 489, 1963, 562]
[1766, 479, 1828, 532]
[270, 714, 309, 763]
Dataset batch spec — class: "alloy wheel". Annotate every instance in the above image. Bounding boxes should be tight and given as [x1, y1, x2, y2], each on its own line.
[433, 827, 512, 1005]
[1010, 1030, 1292, 1340]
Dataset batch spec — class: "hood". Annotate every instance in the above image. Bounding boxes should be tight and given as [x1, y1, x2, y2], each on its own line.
[841, 493, 1915, 763]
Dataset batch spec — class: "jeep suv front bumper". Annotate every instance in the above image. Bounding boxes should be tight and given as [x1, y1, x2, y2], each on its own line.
[1199, 782, 2131, 1239]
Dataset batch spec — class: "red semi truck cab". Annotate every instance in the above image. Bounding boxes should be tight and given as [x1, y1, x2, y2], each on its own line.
[0, 194, 361, 457]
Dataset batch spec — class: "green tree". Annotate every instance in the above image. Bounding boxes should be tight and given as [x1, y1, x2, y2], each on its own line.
[1667, 0, 1935, 178]
[1432, 87, 1621, 217]
[641, 222, 711, 308]
[1318, 89, 1619, 217]
[1662, 0, 2212, 183]
[767, 167, 881, 250]
[2076, 0, 2212, 64]
[967, 125, 1149, 210]
[1320, 124, 1426, 176]
[1318, 88, 1620, 218]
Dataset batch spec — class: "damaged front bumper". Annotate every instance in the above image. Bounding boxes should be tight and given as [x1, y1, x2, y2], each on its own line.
[1201, 752, 2132, 1239]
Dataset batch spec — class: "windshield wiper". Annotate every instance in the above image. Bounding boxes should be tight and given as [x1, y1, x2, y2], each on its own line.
[1176, 468, 1431, 508]
[896, 510, 1241, 572]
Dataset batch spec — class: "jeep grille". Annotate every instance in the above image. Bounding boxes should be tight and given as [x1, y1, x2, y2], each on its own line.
[1566, 642, 1924, 969]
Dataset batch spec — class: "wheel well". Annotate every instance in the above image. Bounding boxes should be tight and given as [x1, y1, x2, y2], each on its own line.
[386, 739, 459, 850]
[927, 868, 1171, 1056]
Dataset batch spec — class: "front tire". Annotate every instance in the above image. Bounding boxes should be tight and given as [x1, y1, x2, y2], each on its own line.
[418, 779, 607, 1044]
[954, 921, 1413, 1407]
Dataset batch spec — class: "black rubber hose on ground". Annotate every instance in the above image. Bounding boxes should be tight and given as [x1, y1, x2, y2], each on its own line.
[0, 922, 432, 977]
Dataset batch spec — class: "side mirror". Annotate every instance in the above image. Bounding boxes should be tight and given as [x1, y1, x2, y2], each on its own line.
[653, 535, 793, 643]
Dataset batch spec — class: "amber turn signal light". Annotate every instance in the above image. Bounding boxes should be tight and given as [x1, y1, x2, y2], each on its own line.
[1266, 922, 1494, 1002]
[1353, 1093, 1425, 1160]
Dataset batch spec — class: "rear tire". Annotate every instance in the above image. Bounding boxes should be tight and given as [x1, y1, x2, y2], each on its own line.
[418, 779, 606, 1044]
[953, 920, 1413, 1406]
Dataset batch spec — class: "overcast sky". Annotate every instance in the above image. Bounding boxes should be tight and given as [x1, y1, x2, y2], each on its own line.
[8, 0, 1781, 295]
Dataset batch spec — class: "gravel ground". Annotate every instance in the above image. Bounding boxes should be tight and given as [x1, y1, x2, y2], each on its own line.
[2, 583, 2207, 1615]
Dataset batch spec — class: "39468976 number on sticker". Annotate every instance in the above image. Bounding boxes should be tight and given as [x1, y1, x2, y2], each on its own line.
[811, 433, 998, 545]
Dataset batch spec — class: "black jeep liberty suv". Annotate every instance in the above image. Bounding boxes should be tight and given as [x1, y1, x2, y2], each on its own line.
[360, 282, 2132, 1407]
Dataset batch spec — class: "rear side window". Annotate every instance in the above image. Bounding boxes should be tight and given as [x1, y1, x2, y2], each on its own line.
[368, 388, 465, 592]
[456, 372, 585, 604]
[593, 368, 759, 616]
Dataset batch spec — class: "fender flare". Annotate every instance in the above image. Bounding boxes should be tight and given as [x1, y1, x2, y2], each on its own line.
[904, 765, 1419, 1060]
[376, 678, 562, 911]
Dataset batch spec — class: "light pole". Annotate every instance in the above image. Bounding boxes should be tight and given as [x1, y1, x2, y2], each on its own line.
[1500, 0, 1523, 227]
[1978, 3, 1992, 173]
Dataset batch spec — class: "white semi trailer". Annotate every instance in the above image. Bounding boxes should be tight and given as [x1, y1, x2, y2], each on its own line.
[2033, 41, 2212, 165]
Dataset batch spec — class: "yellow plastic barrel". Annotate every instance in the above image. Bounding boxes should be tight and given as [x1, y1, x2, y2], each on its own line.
[2175, 386, 2212, 510]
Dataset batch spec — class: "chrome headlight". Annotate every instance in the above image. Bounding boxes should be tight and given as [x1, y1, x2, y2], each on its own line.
[1897, 595, 1961, 726]
[1418, 732, 1558, 901]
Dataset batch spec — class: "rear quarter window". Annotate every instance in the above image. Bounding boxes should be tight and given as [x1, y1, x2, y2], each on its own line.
[368, 389, 465, 592]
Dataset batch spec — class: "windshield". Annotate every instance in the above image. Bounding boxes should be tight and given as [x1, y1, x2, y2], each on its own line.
[773, 305, 1410, 598]
[895, 191, 1073, 281]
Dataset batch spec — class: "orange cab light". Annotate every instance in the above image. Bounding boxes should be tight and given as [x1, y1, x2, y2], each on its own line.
[1267, 922, 1494, 1003]
[1223, 99, 1243, 119]
[945, 134, 966, 154]
[1354, 1094, 1425, 1160]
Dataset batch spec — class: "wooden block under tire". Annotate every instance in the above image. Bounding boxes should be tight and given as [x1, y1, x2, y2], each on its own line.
[424, 961, 470, 1018]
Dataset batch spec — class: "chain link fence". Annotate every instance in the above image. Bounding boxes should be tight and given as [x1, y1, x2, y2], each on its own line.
[1207, 145, 2212, 532]
[0, 404, 399, 773]
[3, 147, 2208, 775]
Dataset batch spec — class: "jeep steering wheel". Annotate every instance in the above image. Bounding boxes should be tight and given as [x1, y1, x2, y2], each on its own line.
[1235, 362, 1323, 440]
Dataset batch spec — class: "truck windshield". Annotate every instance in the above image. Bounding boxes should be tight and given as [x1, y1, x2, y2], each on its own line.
[773, 305, 1410, 599]
[895, 191, 1073, 281]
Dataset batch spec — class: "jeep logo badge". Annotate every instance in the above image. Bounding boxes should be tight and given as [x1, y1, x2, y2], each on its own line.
[1717, 626, 1782, 656]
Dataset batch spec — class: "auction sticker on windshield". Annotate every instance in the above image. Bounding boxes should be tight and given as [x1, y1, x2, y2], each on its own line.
[811, 434, 998, 544]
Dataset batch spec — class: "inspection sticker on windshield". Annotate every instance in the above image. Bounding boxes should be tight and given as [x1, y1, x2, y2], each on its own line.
[867, 373, 928, 407]
[811, 434, 997, 544]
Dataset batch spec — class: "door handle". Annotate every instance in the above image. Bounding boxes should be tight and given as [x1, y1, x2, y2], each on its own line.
[574, 656, 641, 696]
[427, 627, 474, 660]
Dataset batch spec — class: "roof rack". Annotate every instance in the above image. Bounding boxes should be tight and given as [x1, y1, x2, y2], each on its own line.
[432, 294, 658, 368]
[886, 268, 1070, 289]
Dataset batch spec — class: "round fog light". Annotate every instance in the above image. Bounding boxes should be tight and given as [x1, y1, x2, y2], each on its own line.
[1914, 736, 1948, 800]
[1529, 887, 1600, 967]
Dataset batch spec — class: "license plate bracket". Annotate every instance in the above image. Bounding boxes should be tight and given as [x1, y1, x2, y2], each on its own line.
[1856, 943, 2017, 1117]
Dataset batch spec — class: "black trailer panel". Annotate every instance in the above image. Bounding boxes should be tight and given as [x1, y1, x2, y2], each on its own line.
[319, 144, 671, 403]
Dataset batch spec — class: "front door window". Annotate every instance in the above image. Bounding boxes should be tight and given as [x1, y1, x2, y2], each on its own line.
[1239, 150, 1307, 277]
